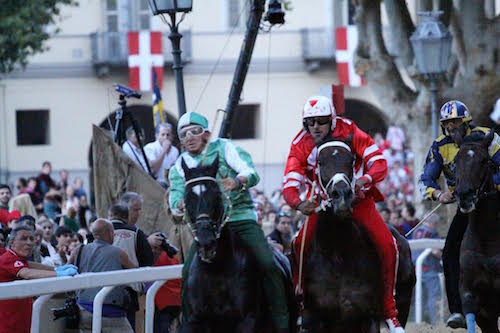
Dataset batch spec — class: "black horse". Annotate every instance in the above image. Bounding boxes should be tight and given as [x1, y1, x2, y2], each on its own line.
[179, 156, 297, 333]
[302, 137, 415, 333]
[454, 131, 500, 333]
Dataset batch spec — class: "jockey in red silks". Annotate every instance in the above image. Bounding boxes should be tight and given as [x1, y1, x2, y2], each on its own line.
[283, 95, 404, 333]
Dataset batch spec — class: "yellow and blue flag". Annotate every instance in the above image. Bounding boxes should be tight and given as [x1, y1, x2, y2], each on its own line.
[152, 69, 165, 127]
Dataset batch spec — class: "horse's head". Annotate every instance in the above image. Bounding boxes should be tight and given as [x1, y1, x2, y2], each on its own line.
[454, 131, 495, 213]
[316, 137, 355, 217]
[182, 155, 225, 263]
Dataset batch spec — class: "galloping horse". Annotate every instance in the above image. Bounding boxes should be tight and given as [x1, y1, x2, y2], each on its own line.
[454, 131, 500, 333]
[179, 156, 297, 333]
[302, 137, 415, 333]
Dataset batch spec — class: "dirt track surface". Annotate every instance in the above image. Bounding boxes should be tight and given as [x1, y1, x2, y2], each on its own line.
[396, 323, 480, 333]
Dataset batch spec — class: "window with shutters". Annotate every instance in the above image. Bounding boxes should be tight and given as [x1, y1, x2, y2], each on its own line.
[138, 0, 151, 30]
[104, 0, 151, 32]
[227, 0, 249, 29]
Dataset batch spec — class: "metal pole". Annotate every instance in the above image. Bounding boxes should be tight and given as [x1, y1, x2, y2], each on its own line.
[430, 77, 439, 139]
[219, 0, 265, 138]
[415, 248, 432, 323]
[145, 280, 167, 333]
[168, 13, 187, 118]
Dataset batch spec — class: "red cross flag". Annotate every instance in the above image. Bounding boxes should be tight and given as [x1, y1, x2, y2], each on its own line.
[128, 31, 164, 91]
[335, 26, 366, 87]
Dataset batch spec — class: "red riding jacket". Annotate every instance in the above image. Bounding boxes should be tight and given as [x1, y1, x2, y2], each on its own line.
[283, 117, 387, 207]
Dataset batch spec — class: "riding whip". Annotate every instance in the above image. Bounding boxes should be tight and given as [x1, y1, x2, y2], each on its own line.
[404, 203, 443, 238]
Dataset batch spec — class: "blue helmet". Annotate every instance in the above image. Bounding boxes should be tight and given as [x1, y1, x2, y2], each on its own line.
[439, 100, 472, 123]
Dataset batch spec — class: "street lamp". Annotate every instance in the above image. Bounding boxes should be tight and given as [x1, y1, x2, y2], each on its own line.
[410, 11, 452, 139]
[147, 0, 192, 118]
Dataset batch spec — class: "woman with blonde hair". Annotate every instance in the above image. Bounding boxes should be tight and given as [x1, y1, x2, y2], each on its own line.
[9, 193, 37, 217]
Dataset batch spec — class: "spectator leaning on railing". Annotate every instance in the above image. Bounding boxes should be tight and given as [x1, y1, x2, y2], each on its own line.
[70, 218, 136, 333]
[0, 226, 78, 333]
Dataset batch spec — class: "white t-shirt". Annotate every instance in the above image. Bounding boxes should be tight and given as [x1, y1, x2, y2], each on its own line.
[144, 140, 179, 182]
[122, 140, 149, 172]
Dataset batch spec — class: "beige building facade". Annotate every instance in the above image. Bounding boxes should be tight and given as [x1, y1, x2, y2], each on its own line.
[0, 0, 428, 195]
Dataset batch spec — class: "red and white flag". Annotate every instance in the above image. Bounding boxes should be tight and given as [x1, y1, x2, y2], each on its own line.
[128, 31, 164, 91]
[335, 26, 366, 87]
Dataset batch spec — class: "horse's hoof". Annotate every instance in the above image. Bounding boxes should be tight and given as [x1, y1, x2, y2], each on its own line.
[446, 313, 467, 329]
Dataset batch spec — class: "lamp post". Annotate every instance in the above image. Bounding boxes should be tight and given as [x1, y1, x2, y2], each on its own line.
[147, 0, 192, 118]
[410, 11, 452, 139]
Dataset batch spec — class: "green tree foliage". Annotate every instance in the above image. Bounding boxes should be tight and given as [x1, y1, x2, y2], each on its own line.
[0, 0, 77, 74]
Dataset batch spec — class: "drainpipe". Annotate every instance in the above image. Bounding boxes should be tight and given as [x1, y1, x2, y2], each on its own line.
[0, 83, 9, 183]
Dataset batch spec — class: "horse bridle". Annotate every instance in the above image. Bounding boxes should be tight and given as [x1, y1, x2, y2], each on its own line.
[316, 141, 355, 198]
[185, 176, 233, 240]
[456, 143, 497, 202]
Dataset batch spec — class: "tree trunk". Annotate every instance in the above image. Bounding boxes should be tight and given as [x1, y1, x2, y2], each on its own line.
[353, 0, 500, 225]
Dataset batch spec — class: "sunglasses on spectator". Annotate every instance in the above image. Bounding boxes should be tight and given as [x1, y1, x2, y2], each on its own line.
[179, 125, 205, 140]
[303, 116, 331, 127]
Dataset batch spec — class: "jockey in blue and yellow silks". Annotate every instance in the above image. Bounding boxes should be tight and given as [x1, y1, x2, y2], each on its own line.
[418, 100, 500, 329]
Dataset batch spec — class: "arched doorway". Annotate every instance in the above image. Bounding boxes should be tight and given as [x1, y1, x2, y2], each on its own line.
[343, 99, 388, 137]
[88, 105, 178, 206]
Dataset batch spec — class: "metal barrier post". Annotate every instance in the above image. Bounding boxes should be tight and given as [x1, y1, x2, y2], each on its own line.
[31, 294, 54, 333]
[415, 248, 432, 323]
[145, 280, 167, 333]
[92, 286, 115, 333]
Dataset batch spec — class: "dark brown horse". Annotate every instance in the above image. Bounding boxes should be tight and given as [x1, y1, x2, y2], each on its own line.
[180, 156, 297, 333]
[454, 131, 500, 333]
[302, 137, 415, 333]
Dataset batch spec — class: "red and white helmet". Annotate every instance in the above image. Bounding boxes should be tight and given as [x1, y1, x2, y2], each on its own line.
[302, 95, 336, 130]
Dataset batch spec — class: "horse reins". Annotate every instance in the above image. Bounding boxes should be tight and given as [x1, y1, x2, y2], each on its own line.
[315, 141, 355, 211]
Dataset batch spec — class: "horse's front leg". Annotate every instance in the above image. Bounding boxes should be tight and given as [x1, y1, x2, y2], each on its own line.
[301, 308, 320, 333]
[462, 292, 478, 333]
[179, 321, 205, 333]
[475, 311, 500, 333]
[234, 314, 257, 333]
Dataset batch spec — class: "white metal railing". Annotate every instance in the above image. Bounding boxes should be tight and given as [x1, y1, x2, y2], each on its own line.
[0, 238, 446, 332]
[0, 265, 182, 333]
[408, 238, 445, 323]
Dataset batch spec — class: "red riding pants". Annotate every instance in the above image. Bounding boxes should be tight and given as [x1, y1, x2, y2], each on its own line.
[293, 197, 399, 319]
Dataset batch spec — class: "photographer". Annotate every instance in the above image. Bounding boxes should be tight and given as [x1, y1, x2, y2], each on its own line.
[108, 203, 153, 329]
[0, 226, 78, 333]
[150, 232, 181, 333]
[71, 218, 136, 333]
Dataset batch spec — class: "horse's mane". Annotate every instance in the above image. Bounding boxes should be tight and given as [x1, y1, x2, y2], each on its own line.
[462, 131, 486, 144]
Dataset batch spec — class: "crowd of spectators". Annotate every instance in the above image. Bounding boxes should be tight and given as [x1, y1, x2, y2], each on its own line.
[0, 162, 181, 332]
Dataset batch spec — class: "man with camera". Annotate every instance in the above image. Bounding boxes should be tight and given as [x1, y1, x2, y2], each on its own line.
[108, 203, 154, 330]
[71, 218, 137, 333]
[0, 226, 78, 333]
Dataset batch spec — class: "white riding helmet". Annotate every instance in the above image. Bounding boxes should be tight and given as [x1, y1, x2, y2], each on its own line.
[302, 95, 336, 130]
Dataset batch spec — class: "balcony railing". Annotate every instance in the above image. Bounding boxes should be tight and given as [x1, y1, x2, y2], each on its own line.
[91, 30, 192, 66]
[301, 28, 335, 61]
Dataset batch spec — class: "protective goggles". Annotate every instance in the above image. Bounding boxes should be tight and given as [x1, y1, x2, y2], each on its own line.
[303, 116, 331, 127]
[179, 125, 205, 140]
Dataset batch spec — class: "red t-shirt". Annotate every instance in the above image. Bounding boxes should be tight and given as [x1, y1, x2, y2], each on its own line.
[0, 249, 33, 333]
[153, 253, 181, 309]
